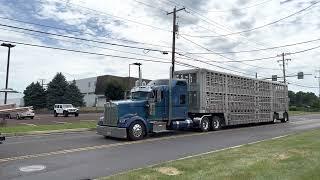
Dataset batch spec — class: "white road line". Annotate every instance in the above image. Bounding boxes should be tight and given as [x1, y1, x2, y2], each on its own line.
[53, 121, 71, 124]
[80, 120, 96, 122]
[19, 123, 37, 127]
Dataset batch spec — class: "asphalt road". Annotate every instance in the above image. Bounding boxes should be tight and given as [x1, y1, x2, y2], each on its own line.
[1, 114, 320, 180]
[4, 113, 101, 126]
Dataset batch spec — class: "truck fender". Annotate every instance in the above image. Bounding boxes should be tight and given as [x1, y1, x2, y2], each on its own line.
[119, 115, 149, 132]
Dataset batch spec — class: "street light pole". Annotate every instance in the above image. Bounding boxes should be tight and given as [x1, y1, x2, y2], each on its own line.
[1, 43, 15, 104]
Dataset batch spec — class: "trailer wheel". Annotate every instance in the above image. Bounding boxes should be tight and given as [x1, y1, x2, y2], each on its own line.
[200, 117, 210, 132]
[211, 116, 221, 131]
[281, 112, 289, 123]
[272, 114, 278, 124]
[128, 121, 145, 141]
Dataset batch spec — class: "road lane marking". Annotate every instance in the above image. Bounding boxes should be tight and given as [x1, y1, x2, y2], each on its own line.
[0, 120, 312, 163]
[53, 121, 71, 124]
[19, 165, 46, 172]
[80, 120, 96, 122]
[19, 123, 37, 127]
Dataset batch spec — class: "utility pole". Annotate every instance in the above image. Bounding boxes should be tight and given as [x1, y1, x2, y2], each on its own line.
[277, 52, 291, 84]
[39, 79, 46, 88]
[315, 69, 320, 98]
[167, 7, 185, 78]
[1, 43, 15, 104]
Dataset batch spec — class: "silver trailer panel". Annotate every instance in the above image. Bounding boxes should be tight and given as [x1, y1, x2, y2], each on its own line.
[175, 68, 288, 125]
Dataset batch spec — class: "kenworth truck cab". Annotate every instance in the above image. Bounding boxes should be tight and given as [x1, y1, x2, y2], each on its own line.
[97, 79, 192, 140]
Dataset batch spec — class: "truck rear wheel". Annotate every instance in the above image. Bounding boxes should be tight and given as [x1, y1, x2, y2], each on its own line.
[200, 117, 210, 132]
[128, 121, 145, 141]
[211, 116, 221, 131]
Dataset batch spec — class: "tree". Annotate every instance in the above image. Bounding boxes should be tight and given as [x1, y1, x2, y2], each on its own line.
[23, 82, 46, 109]
[63, 80, 85, 107]
[46, 73, 69, 109]
[104, 81, 124, 101]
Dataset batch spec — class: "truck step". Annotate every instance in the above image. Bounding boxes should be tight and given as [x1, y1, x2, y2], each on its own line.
[150, 121, 167, 133]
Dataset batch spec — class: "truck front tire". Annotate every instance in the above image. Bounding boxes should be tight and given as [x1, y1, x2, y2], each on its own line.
[200, 117, 210, 132]
[54, 111, 58, 117]
[128, 121, 145, 141]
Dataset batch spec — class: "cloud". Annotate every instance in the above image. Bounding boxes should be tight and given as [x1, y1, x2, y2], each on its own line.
[280, 0, 296, 5]
[0, 0, 318, 97]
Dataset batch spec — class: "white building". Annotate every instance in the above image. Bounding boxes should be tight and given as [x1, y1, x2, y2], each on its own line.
[74, 77, 97, 107]
[75, 75, 150, 107]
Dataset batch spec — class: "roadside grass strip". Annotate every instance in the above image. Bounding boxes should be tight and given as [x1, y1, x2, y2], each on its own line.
[0, 121, 96, 134]
[102, 129, 320, 180]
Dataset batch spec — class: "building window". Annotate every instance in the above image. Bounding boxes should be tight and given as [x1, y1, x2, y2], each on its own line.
[88, 82, 91, 87]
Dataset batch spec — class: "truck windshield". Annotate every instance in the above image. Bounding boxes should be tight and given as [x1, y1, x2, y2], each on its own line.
[131, 91, 152, 100]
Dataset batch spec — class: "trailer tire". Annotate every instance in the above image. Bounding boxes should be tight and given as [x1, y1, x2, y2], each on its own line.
[272, 114, 278, 124]
[281, 112, 289, 123]
[200, 117, 210, 132]
[128, 121, 145, 141]
[211, 116, 221, 131]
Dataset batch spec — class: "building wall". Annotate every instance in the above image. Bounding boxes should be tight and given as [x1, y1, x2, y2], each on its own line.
[75, 77, 97, 107]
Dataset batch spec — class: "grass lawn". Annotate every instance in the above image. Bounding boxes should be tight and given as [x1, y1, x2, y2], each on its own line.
[0, 121, 96, 134]
[102, 129, 320, 180]
[289, 111, 320, 116]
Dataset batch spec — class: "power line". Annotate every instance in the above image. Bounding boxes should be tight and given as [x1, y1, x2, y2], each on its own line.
[288, 81, 318, 89]
[164, 0, 284, 61]
[133, 0, 168, 13]
[206, 0, 274, 13]
[0, 16, 172, 49]
[179, 35, 279, 70]
[0, 27, 172, 61]
[0, 39, 171, 64]
[182, 1, 319, 38]
[185, 37, 320, 54]
[55, 0, 171, 32]
[0, 23, 171, 53]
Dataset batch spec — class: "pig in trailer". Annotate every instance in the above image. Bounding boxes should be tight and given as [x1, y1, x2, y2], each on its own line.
[97, 68, 288, 140]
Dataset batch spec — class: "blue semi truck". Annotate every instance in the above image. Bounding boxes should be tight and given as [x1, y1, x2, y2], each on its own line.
[97, 68, 289, 140]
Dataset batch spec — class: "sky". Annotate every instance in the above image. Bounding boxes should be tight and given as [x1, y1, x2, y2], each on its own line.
[0, 0, 319, 100]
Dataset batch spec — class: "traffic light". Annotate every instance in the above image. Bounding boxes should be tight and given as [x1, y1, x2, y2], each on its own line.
[272, 75, 277, 81]
[297, 72, 304, 79]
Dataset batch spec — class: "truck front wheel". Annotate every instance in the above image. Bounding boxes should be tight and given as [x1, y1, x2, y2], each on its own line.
[200, 117, 210, 132]
[128, 121, 145, 141]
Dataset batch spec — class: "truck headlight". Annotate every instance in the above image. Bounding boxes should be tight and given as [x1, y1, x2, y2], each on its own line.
[118, 118, 128, 124]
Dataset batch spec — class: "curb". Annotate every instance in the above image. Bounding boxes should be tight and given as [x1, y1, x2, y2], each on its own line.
[3, 128, 96, 137]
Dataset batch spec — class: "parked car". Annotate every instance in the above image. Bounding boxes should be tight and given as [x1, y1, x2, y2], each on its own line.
[54, 104, 79, 117]
[10, 108, 35, 120]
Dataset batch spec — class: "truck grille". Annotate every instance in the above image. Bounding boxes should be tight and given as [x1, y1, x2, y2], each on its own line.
[104, 102, 118, 126]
